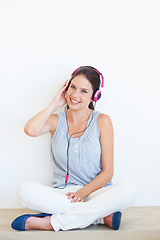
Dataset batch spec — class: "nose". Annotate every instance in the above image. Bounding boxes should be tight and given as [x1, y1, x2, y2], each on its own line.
[71, 89, 80, 99]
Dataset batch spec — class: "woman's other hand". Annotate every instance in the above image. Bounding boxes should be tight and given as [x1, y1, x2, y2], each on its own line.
[66, 191, 84, 203]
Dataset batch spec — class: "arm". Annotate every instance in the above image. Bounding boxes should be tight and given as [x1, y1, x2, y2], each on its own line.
[24, 79, 70, 137]
[67, 114, 114, 202]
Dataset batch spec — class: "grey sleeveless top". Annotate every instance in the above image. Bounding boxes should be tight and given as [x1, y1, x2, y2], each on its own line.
[50, 110, 112, 188]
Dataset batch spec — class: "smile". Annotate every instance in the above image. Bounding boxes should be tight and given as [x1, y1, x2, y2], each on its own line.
[70, 98, 80, 104]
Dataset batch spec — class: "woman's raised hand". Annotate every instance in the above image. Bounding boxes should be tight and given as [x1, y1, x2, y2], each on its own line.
[52, 79, 70, 109]
[24, 79, 70, 137]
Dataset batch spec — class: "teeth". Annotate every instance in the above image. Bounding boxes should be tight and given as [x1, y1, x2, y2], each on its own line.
[71, 98, 79, 103]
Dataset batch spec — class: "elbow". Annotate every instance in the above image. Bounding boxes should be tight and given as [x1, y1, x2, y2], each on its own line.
[107, 173, 113, 183]
[103, 169, 114, 184]
[110, 169, 114, 180]
[24, 124, 37, 137]
[110, 169, 114, 182]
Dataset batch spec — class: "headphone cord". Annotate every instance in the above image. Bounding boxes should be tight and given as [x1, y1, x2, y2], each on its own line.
[57, 104, 96, 189]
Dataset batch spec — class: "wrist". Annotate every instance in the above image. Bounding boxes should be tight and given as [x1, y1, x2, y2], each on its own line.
[76, 188, 87, 199]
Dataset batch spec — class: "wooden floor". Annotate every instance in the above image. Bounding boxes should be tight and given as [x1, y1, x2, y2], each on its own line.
[0, 206, 160, 240]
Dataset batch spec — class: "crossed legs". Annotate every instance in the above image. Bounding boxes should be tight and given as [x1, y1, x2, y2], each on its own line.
[17, 180, 139, 231]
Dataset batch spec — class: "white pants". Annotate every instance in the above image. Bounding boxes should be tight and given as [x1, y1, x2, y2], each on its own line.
[17, 180, 139, 231]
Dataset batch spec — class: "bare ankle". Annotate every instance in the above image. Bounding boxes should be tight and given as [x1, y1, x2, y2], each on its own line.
[103, 214, 113, 228]
[25, 216, 54, 231]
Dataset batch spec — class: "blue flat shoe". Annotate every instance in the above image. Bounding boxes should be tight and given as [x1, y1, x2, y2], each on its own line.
[11, 213, 52, 231]
[112, 211, 122, 230]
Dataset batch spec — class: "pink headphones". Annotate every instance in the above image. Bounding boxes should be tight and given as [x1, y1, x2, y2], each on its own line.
[71, 66, 104, 102]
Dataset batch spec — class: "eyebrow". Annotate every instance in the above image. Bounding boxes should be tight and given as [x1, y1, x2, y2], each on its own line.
[70, 83, 89, 91]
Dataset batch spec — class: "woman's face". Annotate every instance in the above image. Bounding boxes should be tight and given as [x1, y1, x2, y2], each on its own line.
[66, 75, 93, 110]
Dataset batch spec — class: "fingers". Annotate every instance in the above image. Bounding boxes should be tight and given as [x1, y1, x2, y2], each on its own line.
[66, 192, 74, 199]
[66, 192, 83, 203]
[62, 79, 70, 89]
[71, 195, 78, 203]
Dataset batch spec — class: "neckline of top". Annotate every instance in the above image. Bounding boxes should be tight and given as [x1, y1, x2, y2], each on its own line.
[64, 110, 94, 140]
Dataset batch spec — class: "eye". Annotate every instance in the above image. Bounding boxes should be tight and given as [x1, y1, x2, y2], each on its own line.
[82, 90, 88, 93]
[70, 85, 75, 89]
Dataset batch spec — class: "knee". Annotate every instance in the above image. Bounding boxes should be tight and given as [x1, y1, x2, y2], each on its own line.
[17, 181, 39, 204]
[118, 179, 140, 203]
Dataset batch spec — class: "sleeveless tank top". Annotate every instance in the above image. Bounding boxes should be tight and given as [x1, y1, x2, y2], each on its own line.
[50, 110, 112, 188]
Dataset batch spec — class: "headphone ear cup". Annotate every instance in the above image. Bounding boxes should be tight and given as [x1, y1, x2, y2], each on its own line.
[92, 89, 101, 102]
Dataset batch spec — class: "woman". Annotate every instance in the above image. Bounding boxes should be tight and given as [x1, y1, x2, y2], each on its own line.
[11, 66, 139, 231]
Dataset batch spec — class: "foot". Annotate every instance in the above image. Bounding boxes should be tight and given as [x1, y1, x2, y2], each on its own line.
[103, 214, 113, 229]
[103, 212, 122, 230]
[25, 216, 54, 230]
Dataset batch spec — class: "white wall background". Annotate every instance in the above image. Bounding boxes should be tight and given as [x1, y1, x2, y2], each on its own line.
[0, 0, 160, 208]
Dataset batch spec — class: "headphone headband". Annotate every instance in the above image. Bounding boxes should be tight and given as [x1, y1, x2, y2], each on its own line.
[71, 66, 104, 88]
